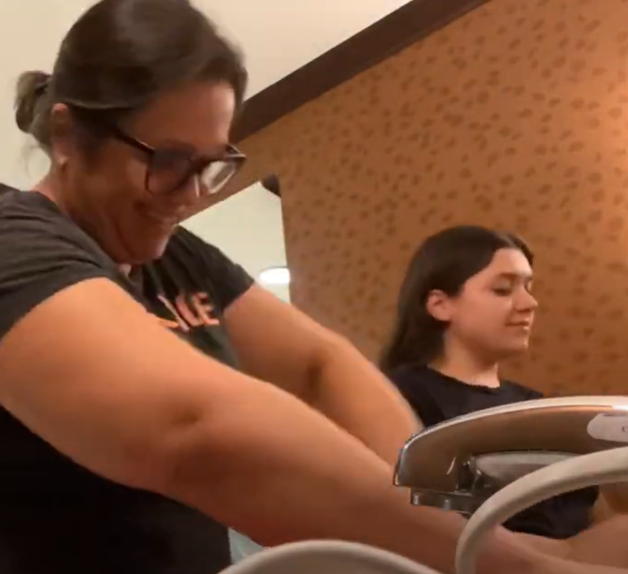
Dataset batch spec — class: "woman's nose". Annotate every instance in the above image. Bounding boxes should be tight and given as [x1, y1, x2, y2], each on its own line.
[523, 291, 539, 310]
[514, 289, 538, 311]
[177, 175, 203, 204]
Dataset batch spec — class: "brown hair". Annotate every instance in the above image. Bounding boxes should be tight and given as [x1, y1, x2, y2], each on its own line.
[380, 225, 534, 372]
[15, 0, 247, 153]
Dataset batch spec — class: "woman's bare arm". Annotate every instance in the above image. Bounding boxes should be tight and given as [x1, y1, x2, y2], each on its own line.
[0, 278, 593, 574]
[223, 285, 420, 466]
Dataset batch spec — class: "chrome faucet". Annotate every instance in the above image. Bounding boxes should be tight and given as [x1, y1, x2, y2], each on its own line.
[394, 396, 628, 515]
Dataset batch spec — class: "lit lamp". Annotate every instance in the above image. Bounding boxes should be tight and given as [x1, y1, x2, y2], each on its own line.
[258, 266, 290, 286]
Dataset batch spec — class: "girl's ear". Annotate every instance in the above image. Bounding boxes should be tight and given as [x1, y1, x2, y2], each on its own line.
[425, 289, 455, 322]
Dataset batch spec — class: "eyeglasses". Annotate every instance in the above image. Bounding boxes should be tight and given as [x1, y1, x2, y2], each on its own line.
[110, 125, 246, 197]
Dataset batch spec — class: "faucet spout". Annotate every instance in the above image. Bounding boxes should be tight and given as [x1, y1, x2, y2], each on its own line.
[394, 396, 628, 514]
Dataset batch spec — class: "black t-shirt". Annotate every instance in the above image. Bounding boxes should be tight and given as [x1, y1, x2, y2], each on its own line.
[389, 364, 599, 539]
[0, 190, 254, 574]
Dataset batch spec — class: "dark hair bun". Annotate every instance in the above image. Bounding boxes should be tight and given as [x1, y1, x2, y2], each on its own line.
[14, 70, 50, 134]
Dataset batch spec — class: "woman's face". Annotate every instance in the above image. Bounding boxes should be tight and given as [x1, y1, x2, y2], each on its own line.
[56, 80, 237, 264]
[428, 248, 538, 360]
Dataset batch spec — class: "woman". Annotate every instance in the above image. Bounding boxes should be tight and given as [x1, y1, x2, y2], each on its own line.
[381, 225, 598, 539]
[0, 1, 623, 572]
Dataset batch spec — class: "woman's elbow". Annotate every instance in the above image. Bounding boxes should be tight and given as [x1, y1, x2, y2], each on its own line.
[82, 405, 211, 497]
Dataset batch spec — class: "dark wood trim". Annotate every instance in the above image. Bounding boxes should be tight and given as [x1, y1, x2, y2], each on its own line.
[260, 174, 281, 198]
[233, 0, 491, 142]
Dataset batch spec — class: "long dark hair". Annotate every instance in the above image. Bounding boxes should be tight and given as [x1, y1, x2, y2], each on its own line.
[380, 225, 533, 372]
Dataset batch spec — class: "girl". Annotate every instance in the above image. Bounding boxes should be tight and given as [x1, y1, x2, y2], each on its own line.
[381, 225, 599, 539]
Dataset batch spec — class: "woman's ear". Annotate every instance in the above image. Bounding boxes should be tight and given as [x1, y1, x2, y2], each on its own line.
[49, 103, 74, 167]
[425, 290, 455, 322]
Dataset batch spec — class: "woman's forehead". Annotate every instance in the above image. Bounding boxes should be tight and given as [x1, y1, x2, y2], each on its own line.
[127, 81, 236, 153]
[470, 249, 533, 284]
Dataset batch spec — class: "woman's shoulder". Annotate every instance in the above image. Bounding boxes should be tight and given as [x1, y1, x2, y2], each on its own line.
[0, 188, 124, 344]
[1, 188, 82, 234]
[501, 379, 544, 400]
[1, 186, 50, 209]
[0, 188, 104, 252]
[388, 364, 434, 386]
[386, 365, 454, 426]
[390, 364, 491, 393]
[0, 188, 116, 264]
[387, 364, 451, 399]
[0, 186, 48, 217]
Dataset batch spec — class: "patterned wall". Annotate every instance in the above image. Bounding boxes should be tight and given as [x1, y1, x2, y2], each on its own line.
[235, 0, 628, 396]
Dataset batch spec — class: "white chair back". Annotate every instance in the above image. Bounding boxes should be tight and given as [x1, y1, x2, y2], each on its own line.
[220, 540, 442, 574]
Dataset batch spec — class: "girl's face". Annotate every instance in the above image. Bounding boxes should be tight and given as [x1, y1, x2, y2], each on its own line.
[427, 248, 538, 361]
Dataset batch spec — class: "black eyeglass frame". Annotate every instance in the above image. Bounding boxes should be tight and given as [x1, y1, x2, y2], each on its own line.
[63, 102, 247, 196]
[110, 124, 247, 196]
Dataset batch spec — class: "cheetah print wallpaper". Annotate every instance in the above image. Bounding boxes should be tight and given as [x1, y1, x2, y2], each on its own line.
[234, 0, 628, 396]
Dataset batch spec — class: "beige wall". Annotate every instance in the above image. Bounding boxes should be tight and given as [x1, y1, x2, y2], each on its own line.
[236, 0, 628, 396]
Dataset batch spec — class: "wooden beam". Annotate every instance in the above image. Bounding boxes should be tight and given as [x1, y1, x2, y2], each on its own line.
[232, 0, 491, 142]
